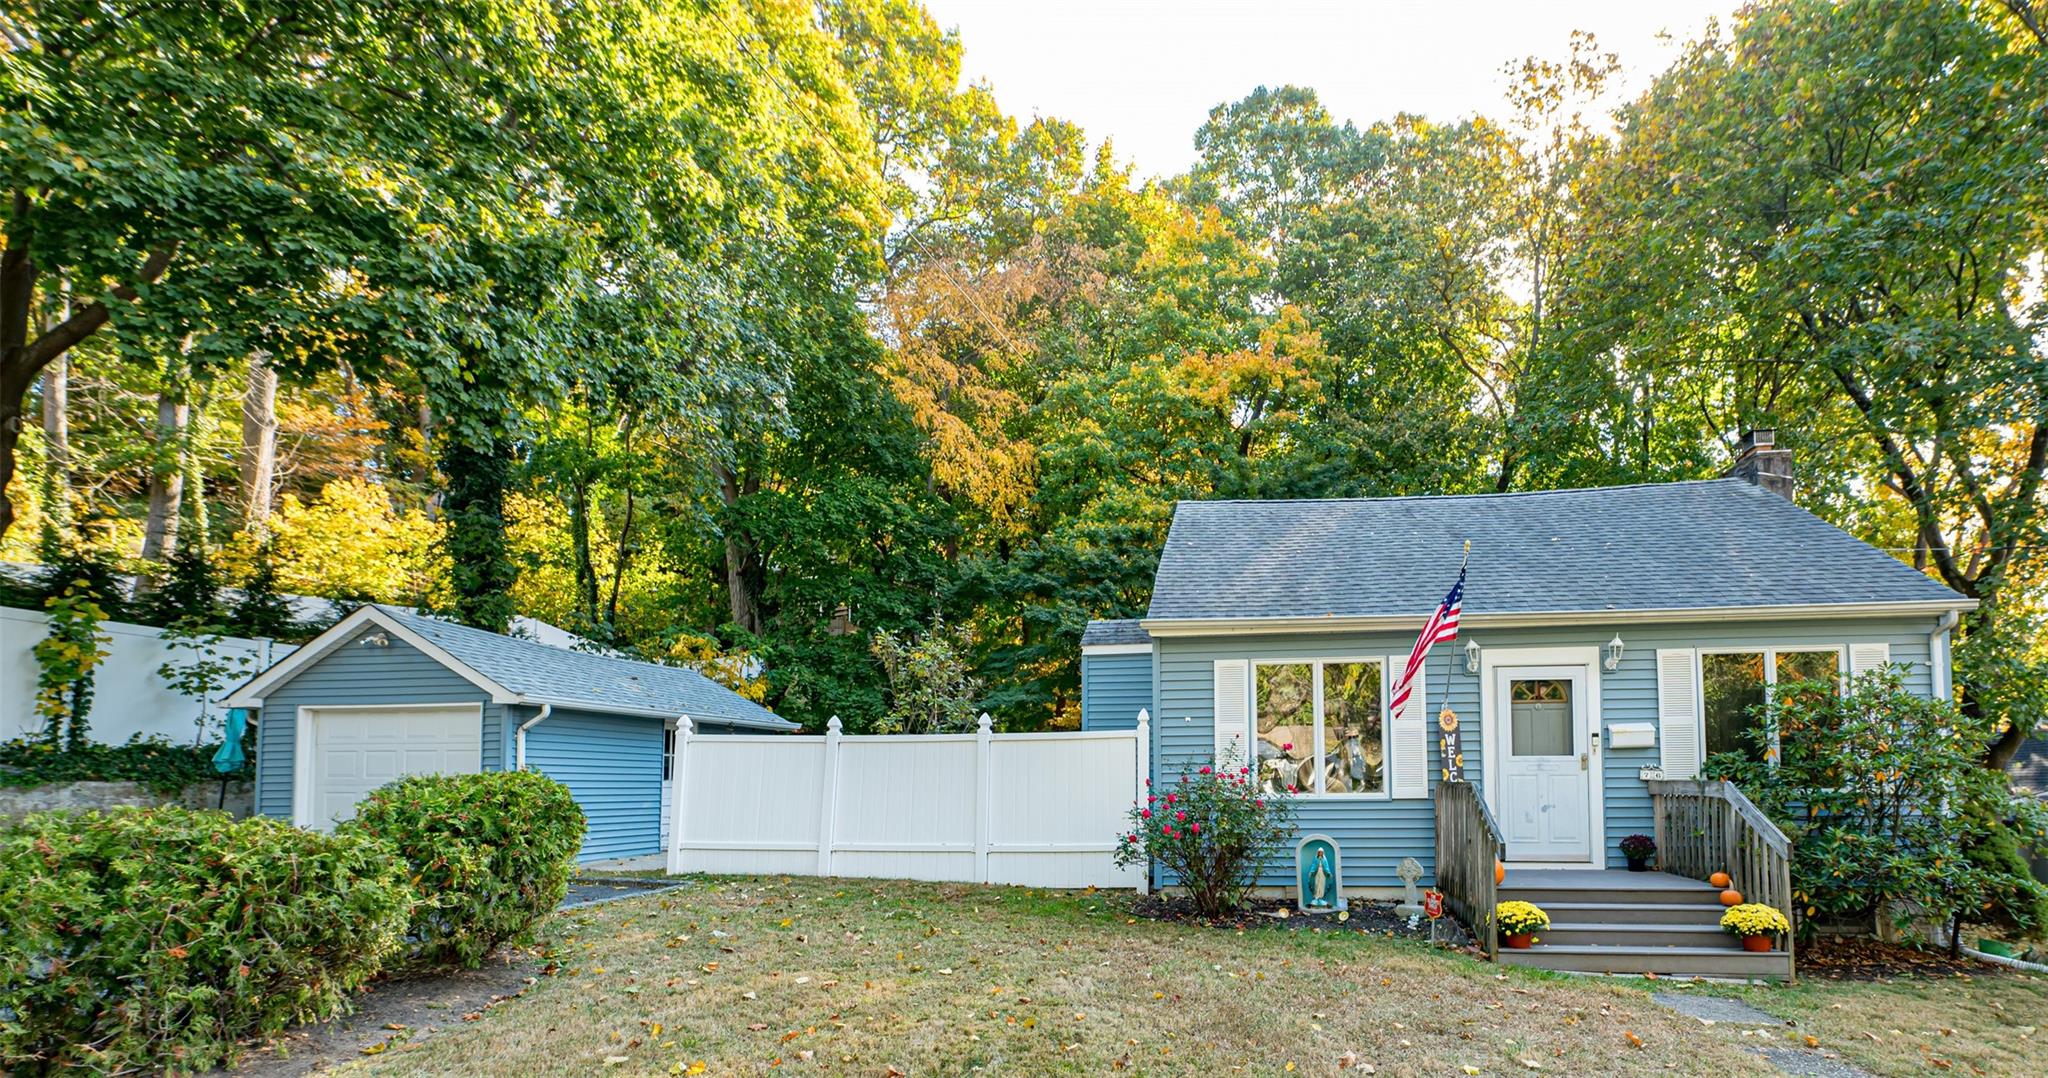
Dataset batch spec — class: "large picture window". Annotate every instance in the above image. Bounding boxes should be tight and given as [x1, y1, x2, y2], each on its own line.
[1701, 647, 1844, 762]
[1254, 660, 1386, 796]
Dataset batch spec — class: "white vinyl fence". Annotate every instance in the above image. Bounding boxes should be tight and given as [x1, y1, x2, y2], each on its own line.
[1, 606, 291, 745]
[667, 712, 1149, 890]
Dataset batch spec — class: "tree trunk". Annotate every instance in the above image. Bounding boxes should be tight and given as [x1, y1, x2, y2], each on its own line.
[38, 355, 70, 536]
[239, 351, 277, 534]
[715, 460, 762, 635]
[439, 433, 516, 632]
[140, 390, 189, 561]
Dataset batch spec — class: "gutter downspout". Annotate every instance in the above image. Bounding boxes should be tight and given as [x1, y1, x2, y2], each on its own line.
[1931, 610, 1960, 702]
[514, 703, 553, 770]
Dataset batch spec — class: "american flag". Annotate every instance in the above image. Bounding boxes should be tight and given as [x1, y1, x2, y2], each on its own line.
[1388, 563, 1466, 716]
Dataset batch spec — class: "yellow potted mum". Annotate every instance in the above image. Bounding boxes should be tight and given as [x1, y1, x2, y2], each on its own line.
[1493, 900, 1549, 949]
[1720, 903, 1791, 952]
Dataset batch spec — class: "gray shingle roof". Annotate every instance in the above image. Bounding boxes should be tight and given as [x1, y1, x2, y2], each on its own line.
[1147, 479, 1966, 622]
[1081, 619, 1152, 647]
[377, 605, 796, 730]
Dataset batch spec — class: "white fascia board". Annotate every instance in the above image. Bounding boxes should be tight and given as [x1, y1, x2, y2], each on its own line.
[222, 606, 518, 707]
[1139, 599, 1978, 638]
[1081, 643, 1153, 656]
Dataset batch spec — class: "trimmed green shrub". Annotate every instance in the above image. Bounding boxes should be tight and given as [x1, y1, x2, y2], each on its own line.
[343, 769, 585, 967]
[0, 807, 411, 1075]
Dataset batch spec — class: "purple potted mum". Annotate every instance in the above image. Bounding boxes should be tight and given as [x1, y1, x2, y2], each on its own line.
[1619, 833, 1656, 872]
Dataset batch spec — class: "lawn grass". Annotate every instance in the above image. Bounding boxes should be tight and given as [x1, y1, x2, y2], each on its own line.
[1694, 968, 2048, 1077]
[341, 876, 1776, 1076]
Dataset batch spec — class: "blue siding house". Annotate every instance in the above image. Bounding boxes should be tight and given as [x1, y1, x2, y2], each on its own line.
[1083, 448, 1973, 896]
[1079, 620, 1153, 732]
[223, 604, 796, 863]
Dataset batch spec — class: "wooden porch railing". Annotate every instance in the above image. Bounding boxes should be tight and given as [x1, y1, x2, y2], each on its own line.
[1649, 778, 1796, 974]
[1435, 780, 1503, 958]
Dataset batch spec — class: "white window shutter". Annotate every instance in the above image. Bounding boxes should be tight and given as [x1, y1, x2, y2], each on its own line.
[1656, 649, 1701, 780]
[1214, 660, 1250, 771]
[1388, 655, 1428, 799]
[1849, 642, 1891, 680]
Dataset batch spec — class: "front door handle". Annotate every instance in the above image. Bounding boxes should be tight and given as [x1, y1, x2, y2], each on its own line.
[1579, 752, 1588, 771]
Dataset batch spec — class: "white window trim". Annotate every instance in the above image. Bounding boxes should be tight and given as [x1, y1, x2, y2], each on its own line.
[1695, 645, 1848, 762]
[1250, 656, 1392, 801]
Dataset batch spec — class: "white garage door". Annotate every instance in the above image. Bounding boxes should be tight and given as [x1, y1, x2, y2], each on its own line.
[300, 705, 483, 830]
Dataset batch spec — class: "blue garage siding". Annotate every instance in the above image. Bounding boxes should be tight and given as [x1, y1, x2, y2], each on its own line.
[1081, 652, 1154, 731]
[520, 706, 666, 862]
[252, 635, 497, 821]
[1154, 616, 1943, 891]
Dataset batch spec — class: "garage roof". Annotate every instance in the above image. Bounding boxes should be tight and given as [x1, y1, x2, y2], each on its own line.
[224, 604, 798, 731]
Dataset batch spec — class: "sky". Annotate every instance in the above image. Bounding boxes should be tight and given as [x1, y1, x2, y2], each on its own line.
[920, 0, 1746, 181]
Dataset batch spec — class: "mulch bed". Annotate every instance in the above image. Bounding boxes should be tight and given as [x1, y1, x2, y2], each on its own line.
[1794, 935, 2008, 981]
[1128, 894, 1475, 947]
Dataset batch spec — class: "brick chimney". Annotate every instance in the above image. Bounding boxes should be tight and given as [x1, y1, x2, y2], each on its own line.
[1725, 429, 1794, 500]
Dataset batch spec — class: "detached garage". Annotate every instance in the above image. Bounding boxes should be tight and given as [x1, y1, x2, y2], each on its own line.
[224, 604, 797, 862]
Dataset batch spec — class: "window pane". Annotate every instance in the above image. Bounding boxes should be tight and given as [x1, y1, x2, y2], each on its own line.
[1775, 650, 1839, 689]
[1322, 662, 1383, 794]
[1702, 652, 1767, 762]
[1255, 663, 1314, 793]
[1509, 679, 1572, 756]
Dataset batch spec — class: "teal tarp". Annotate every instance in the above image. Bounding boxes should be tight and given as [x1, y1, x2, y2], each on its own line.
[214, 709, 248, 773]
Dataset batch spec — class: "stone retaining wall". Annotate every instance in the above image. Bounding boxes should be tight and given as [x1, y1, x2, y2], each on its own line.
[0, 779, 255, 820]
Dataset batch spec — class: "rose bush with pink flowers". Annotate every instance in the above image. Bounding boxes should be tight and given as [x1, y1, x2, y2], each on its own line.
[1113, 760, 1298, 917]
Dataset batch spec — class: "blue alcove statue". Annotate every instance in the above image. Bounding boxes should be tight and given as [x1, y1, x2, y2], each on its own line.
[1294, 833, 1343, 914]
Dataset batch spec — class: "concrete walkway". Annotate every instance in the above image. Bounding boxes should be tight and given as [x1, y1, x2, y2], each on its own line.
[1651, 991, 1873, 1078]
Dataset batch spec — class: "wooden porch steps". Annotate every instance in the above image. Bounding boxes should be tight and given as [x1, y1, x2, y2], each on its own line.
[1498, 869, 1791, 981]
[1498, 943, 1792, 977]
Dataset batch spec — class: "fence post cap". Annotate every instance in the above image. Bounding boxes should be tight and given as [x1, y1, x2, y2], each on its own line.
[1135, 708, 1150, 726]
[677, 714, 693, 735]
[977, 712, 993, 733]
[826, 715, 843, 735]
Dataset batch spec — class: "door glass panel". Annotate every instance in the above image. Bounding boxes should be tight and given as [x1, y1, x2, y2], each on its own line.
[1508, 679, 1572, 756]
[1322, 662, 1383, 794]
[1703, 652, 1768, 762]
[1255, 663, 1314, 793]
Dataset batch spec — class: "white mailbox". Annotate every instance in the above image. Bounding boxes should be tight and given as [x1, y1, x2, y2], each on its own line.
[1606, 722, 1657, 750]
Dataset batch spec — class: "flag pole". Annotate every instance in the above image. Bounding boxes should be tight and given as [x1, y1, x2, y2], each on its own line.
[1438, 539, 1470, 785]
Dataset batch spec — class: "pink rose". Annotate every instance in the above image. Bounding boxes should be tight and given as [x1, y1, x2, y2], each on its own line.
[1255, 799, 1264, 808]
[1175, 811, 1186, 821]
[1191, 822, 1200, 834]
[1199, 766, 1212, 775]
[1127, 834, 1138, 843]
[1287, 785, 1298, 794]
[1141, 808, 1152, 818]
[1282, 742, 1293, 752]
[1239, 766, 1249, 775]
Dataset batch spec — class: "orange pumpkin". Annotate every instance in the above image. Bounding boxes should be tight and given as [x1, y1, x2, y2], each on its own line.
[1709, 871, 1731, 888]
[1495, 861, 1506, 885]
[1719, 888, 1744, 906]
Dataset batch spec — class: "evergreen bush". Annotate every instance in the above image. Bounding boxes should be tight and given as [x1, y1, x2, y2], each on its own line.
[342, 770, 585, 967]
[0, 808, 410, 1074]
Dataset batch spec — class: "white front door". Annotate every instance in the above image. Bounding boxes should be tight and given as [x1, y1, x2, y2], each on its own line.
[1492, 665, 1593, 862]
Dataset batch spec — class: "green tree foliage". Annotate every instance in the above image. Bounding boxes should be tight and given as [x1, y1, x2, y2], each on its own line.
[4, 0, 2041, 751]
[1561, 0, 2048, 766]
[870, 615, 984, 734]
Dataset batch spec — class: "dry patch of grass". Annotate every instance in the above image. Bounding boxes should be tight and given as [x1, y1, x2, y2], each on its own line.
[1702, 969, 2048, 1076]
[337, 876, 1770, 1076]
